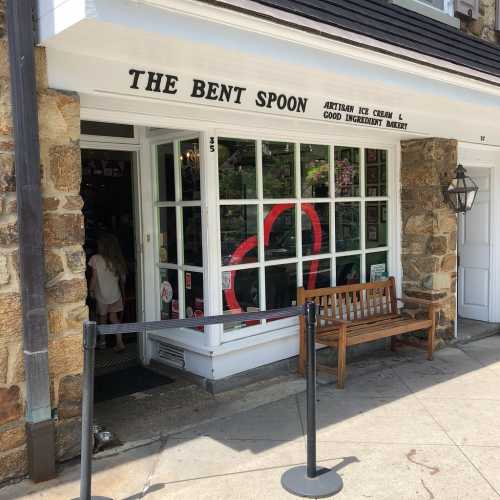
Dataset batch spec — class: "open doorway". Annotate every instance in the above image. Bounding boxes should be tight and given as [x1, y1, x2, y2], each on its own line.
[80, 130, 176, 407]
[81, 148, 139, 377]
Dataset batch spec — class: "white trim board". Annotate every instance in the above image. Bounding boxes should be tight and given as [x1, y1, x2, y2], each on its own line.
[38, 0, 500, 92]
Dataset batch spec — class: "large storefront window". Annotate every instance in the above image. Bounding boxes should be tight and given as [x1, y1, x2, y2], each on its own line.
[219, 139, 390, 333]
[156, 138, 204, 324]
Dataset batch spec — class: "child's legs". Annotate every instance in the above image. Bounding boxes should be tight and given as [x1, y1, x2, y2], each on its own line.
[109, 311, 125, 350]
[97, 315, 108, 324]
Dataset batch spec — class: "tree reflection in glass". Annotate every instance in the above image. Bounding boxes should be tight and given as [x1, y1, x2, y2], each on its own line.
[218, 138, 257, 199]
[262, 142, 295, 198]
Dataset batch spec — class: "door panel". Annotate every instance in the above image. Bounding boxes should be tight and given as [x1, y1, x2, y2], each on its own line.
[458, 167, 491, 321]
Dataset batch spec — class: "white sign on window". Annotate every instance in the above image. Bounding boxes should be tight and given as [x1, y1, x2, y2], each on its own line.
[370, 264, 387, 282]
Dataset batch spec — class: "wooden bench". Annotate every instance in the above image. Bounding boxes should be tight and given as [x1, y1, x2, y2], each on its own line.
[297, 277, 443, 389]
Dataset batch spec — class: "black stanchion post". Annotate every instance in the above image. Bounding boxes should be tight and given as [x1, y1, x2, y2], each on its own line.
[305, 300, 317, 479]
[281, 301, 343, 498]
[80, 320, 97, 500]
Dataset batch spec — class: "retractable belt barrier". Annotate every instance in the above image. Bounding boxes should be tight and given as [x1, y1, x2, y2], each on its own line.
[79, 303, 343, 500]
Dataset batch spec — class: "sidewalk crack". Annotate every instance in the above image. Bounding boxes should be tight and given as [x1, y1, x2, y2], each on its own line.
[392, 365, 500, 498]
[139, 435, 168, 499]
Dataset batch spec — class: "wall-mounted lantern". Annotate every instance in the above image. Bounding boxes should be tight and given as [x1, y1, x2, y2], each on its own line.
[446, 164, 479, 213]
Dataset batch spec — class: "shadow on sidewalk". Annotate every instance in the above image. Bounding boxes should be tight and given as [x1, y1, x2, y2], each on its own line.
[2, 334, 500, 499]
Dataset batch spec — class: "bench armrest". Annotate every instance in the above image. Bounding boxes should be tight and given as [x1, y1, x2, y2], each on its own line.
[323, 319, 350, 328]
[396, 296, 446, 308]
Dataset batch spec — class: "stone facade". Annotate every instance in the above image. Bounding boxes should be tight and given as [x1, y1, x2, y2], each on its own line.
[0, 4, 86, 483]
[460, 0, 500, 44]
[400, 139, 458, 339]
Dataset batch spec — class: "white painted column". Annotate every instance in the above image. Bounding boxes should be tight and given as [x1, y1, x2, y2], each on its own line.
[200, 130, 223, 348]
[137, 126, 156, 363]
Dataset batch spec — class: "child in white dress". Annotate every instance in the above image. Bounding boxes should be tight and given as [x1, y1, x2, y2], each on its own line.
[89, 233, 127, 352]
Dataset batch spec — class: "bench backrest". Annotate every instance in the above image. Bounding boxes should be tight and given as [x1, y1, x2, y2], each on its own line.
[297, 277, 398, 329]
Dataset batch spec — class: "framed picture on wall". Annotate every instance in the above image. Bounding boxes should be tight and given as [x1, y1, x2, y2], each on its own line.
[366, 149, 378, 163]
[366, 166, 378, 184]
[367, 206, 378, 223]
[367, 224, 378, 241]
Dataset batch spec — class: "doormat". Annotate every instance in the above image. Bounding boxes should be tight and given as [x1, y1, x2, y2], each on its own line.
[94, 366, 174, 403]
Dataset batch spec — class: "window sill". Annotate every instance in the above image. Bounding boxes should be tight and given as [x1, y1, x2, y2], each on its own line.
[389, 0, 460, 28]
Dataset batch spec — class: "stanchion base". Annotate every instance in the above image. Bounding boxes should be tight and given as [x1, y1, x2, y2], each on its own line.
[281, 466, 343, 498]
[71, 496, 112, 499]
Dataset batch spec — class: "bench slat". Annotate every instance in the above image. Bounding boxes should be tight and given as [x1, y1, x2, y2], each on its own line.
[317, 318, 432, 346]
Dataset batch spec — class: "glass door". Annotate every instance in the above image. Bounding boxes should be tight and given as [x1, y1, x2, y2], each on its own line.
[153, 136, 205, 326]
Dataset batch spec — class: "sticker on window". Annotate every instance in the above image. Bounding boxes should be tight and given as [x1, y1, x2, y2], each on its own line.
[222, 271, 232, 291]
[160, 281, 173, 303]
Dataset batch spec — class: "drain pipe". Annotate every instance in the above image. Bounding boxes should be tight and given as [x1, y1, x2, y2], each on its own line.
[6, 0, 56, 482]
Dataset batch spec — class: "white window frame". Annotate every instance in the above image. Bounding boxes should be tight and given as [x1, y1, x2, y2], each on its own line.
[215, 131, 394, 343]
[80, 122, 140, 145]
[390, 0, 460, 27]
[150, 132, 205, 326]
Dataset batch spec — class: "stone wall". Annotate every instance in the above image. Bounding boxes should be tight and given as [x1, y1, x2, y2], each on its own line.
[400, 139, 458, 340]
[460, 0, 500, 44]
[0, 4, 86, 482]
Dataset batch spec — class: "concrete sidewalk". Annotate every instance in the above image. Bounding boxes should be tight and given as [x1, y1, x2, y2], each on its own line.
[2, 335, 500, 499]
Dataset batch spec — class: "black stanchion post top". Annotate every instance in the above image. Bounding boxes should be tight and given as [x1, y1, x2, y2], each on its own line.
[83, 321, 97, 350]
[304, 300, 316, 326]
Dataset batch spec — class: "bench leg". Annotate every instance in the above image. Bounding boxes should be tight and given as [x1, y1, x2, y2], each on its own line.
[427, 306, 437, 361]
[427, 326, 435, 361]
[390, 336, 398, 352]
[337, 327, 347, 389]
[298, 348, 306, 376]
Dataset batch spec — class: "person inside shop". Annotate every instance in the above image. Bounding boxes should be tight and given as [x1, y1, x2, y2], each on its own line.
[88, 233, 127, 352]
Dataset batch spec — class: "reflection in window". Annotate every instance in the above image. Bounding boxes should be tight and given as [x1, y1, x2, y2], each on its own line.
[365, 149, 387, 197]
[366, 252, 388, 282]
[222, 268, 260, 330]
[158, 143, 175, 202]
[158, 207, 177, 264]
[264, 204, 296, 260]
[303, 259, 331, 290]
[335, 202, 360, 252]
[336, 255, 361, 286]
[302, 203, 329, 256]
[266, 263, 297, 309]
[183, 207, 202, 266]
[218, 138, 257, 199]
[365, 201, 387, 249]
[262, 142, 295, 198]
[160, 269, 179, 320]
[335, 147, 360, 197]
[220, 206, 258, 266]
[301, 144, 329, 198]
[185, 271, 204, 323]
[181, 139, 201, 201]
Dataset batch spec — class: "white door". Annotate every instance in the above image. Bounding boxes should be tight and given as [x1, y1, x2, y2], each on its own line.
[458, 167, 491, 321]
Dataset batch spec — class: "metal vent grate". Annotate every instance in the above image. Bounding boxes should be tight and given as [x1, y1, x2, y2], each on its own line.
[157, 342, 185, 369]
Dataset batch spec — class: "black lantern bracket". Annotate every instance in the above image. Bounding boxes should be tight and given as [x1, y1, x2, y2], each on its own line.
[445, 164, 479, 214]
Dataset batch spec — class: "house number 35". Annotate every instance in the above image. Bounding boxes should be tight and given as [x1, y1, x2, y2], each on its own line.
[210, 137, 216, 152]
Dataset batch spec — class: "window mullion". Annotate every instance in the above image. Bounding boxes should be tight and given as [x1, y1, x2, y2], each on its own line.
[330, 144, 336, 286]
[256, 140, 266, 317]
[296, 142, 303, 287]
[360, 148, 367, 282]
[174, 140, 186, 319]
